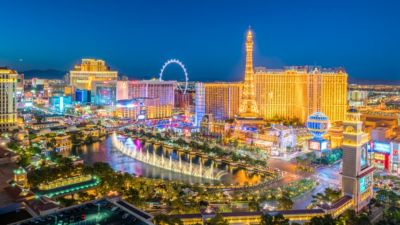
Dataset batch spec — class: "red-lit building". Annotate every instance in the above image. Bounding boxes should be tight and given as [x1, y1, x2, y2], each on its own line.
[369, 141, 400, 175]
[174, 90, 194, 110]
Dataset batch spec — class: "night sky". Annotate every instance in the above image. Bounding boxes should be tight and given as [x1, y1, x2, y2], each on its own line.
[0, 0, 399, 82]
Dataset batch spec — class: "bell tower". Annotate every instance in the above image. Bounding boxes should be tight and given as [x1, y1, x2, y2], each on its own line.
[341, 109, 374, 211]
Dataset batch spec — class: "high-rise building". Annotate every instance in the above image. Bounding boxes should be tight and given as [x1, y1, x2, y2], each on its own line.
[174, 90, 194, 110]
[116, 98, 168, 120]
[117, 80, 175, 106]
[117, 80, 175, 118]
[0, 68, 18, 131]
[91, 81, 117, 106]
[49, 95, 73, 114]
[309, 70, 348, 122]
[238, 29, 260, 119]
[196, 29, 348, 126]
[195, 82, 242, 123]
[195, 82, 205, 127]
[75, 89, 91, 104]
[16, 73, 24, 103]
[341, 110, 374, 212]
[69, 59, 118, 90]
[255, 66, 348, 123]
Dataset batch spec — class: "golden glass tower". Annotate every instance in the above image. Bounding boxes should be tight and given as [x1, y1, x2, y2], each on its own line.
[69, 59, 118, 90]
[255, 67, 348, 123]
[238, 29, 259, 118]
[204, 82, 242, 121]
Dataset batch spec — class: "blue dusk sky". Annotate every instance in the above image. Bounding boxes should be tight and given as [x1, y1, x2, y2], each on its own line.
[0, 0, 399, 82]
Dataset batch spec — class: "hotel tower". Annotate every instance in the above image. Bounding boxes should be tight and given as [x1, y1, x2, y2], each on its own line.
[69, 59, 118, 91]
[0, 68, 18, 131]
[195, 29, 348, 126]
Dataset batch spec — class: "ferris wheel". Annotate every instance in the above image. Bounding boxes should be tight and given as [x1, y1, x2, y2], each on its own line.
[159, 59, 189, 94]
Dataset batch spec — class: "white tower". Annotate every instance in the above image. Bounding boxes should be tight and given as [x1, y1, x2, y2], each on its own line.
[341, 110, 374, 211]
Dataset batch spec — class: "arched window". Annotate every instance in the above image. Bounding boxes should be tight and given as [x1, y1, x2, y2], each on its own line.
[345, 126, 355, 133]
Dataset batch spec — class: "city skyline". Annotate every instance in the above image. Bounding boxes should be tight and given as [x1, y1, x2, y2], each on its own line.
[1, 0, 400, 83]
[1, 1, 400, 223]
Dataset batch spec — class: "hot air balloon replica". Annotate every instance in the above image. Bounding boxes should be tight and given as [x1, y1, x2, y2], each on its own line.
[306, 112, 330, 155]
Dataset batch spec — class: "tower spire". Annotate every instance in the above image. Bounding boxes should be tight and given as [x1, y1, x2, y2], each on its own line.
[238, 28, 259, 118]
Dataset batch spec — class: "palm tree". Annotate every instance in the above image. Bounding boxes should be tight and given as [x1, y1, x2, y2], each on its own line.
[307, 215, 336, 225]
[338, 210, 372, 225]
[311, 188, 341, 206]
[153, 214, 183, 225]
[376, 189, 399, 212]
[260, 213, 289, 225]
[277, 195, 293, 210]
[206, 214, 229, 225]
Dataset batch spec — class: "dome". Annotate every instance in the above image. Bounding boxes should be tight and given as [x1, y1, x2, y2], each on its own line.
[306, 112, 330, 138]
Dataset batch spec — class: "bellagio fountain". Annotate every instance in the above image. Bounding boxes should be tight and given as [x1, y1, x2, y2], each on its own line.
[111, 132, 226, 181]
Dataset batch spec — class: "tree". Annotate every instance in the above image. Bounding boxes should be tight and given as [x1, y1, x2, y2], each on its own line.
[312, 188, 341, 206]
[307, 215, 336, 225]
[125, 188, 141, 205]
[249, 199, 261, 211]
[338, 210, 372, 225]
[153, 214, 183, 225]
[277, 195, 293, 210]
[376, 189, 399, 212]
[206, 214, 229, 225]
[377, 207, 400, 225]
[261, 213, 289, 225]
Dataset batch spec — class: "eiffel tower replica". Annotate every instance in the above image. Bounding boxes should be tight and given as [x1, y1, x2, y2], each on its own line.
[235, 28, 264, 126]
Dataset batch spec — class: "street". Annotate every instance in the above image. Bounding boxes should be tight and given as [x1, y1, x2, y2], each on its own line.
[267, 158, 342, 209]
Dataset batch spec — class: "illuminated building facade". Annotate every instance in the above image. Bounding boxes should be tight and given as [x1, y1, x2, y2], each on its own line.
[116, 99, 144, 119]
[0, 68, 18, 131]
[115, 98, 170, 119]
[255, 67, 348, 123]
[348, 90, 368, 107]
[175, 89, 194, 110]
[91, 81, 117, 106]
[117, 80, 175, 118]
[49, 95, 73, 114]
[16, 73, 24, 103]
[69, 59, 118, 90]
[200, 114, 227, 137]
[117, 80, 175, 104]
[361, 110, 398, 136]
[14, 167, 29, 189]
[194, 82, 205, 126]
[326, 123, 344, 149]
[75, 89, 91, 104]
[195, 82, 242, 124]
[341, 110, 374, 212]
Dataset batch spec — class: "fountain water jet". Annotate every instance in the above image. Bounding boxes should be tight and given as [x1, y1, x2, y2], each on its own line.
[111, 132, 226, 180]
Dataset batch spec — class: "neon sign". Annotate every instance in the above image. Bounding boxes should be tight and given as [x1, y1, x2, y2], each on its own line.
[373, 142, 391, 154]
[360, 174, 372, 193]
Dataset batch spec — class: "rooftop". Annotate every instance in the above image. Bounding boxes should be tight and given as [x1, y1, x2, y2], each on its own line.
[254, 66, 346, 74]
[14, 198, 153, 225]
[34, 176, 100, 198]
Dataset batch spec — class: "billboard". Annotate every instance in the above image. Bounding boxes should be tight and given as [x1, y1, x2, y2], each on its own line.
[360, 144, 369, 169]
[359, 174, 372, 193]
[309, 140, 320, 151]
[309, 139, 328, 151]
[372, 142, 391, 154]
